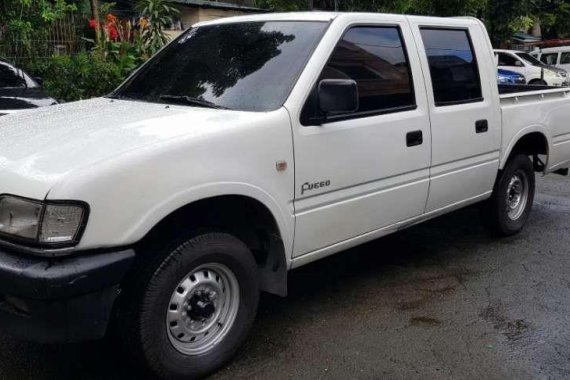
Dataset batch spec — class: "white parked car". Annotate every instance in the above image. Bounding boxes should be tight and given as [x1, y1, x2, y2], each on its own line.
[531, 46, 570, 72]
[495, 48, 569, 86]
[0, 12, 570, 379]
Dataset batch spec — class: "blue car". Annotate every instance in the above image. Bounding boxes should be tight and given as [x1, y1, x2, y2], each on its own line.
[497, 68, 526, 85]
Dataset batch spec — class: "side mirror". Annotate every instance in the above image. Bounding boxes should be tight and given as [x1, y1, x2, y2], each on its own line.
[318, 79, 359, 117]
[515, 60, 524, 67]
[34, 77, 44, 86]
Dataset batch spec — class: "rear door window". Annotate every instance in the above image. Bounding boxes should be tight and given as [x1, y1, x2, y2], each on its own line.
[420, 28, 482, 106]
[539, 53, 559, 65]
[561, 52, 570, 65]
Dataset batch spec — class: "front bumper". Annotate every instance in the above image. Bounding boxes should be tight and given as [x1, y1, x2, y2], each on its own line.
[0, 247, 134, 343]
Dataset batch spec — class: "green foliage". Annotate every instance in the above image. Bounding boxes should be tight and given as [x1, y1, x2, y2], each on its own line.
[102, 39, 145, 76]
[0, 0, 77, 58]
[136, 0, 180, 54]
[25, 52, 123, 102]
[254, 0, 570, 43]
[254, 0, 306, 11]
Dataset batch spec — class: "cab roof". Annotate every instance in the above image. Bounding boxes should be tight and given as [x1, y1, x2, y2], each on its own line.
[194, 11, 481, 28]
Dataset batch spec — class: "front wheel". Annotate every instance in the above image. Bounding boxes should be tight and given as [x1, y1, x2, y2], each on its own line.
[529, 79, 547, 86]
[481, 154, 535, 236]
[118, 232, 260, 379]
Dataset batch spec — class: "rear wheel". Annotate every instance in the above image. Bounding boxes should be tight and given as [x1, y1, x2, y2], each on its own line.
[481, 154, 535, 236]
[117, 232, 259, 379]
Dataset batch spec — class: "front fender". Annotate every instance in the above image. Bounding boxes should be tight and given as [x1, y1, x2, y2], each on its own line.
[122, 182, 294, 260]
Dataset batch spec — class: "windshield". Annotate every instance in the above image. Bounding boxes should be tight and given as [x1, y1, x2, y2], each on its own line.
[516, 52, 544, 67]
[113, 21, 328, 112]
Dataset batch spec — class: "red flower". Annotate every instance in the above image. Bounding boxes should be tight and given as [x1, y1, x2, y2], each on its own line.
[106, 22, 119, 41]
[88, 19, 97, 29]
[106, 13, 118, 23]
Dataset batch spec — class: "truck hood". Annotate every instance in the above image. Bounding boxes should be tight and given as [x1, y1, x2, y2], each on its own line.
[0, 97, 257, 199]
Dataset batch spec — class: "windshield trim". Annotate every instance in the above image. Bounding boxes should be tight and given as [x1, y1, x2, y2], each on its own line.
[109, 20, 331, 112]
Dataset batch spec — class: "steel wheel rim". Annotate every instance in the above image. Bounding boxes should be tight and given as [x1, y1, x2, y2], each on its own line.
[166, 263, 240, 355]
[506, 170, 529, 221]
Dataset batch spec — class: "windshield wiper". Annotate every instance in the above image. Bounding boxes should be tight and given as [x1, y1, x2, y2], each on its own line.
[159, 95, 228, 110]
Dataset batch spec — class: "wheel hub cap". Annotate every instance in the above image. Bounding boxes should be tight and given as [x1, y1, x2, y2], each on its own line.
[506, 171, 529, 220]
[187, 292, 216, 321]
[166, 263, 239, 355]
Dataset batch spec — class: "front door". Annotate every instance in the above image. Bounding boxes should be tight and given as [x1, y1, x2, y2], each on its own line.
[497, 52, 527, 78]
[290, 20, 431, 258]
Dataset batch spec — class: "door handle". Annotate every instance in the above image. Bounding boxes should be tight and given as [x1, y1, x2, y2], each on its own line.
[406, 130, 423, 147]
[475, 119, 488, 133]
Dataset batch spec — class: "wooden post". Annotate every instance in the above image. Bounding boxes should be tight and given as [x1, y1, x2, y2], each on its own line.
[90, 0, 102, 44]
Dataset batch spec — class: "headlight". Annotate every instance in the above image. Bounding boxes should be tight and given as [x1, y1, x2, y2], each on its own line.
[0, 195, 87, 247]
[545, 70, 562, 79]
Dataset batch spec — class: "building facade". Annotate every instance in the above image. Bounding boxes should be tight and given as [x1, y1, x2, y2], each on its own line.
[167, 0, 264, 37]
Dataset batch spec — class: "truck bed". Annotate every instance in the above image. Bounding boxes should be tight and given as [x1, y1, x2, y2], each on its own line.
[499, 86, 570, 172]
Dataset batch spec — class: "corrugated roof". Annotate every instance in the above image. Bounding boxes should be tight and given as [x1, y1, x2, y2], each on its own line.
[168, 0, 265, 12]
[512, 32, 541, 42]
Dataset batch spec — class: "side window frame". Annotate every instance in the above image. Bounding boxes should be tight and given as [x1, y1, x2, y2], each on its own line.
[300, 24, 417, 126]
[561, 52, 570, 65]
[420, 27, 484, 108]
[540, 52, 559, 65]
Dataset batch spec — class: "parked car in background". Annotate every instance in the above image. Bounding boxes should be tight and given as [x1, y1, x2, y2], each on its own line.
[495, 49, 569, 86]
[497, 68, 526, 84]
[531, 46, 570, 72]
[0, 59, 57, 115]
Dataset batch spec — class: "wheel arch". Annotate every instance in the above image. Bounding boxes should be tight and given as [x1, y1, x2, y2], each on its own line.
[501, 128, 550, 171]
[131, 185, 292, 297]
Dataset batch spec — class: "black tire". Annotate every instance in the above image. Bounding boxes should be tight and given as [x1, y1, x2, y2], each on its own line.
[529, 79, 547, 86]
[116, 232, 259, 379]
[481, 154, 535, 236]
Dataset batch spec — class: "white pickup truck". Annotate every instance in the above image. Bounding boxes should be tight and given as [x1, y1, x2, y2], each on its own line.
[0, 12, 569, 379]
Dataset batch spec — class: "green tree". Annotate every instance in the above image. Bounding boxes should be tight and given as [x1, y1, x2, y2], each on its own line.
[136, 0, 180, 54]
[0, 0, 77, 60]
[534, 0, 570, 38]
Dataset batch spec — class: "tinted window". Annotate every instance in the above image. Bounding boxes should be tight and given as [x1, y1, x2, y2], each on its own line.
[0, 63, 26, 88]
[302, 26, 415, 123]
[114, 21, 327, 112]
[540, 53, 559, 65]
[421, 28, 482, 106]
[497, 53, 521, 67]
[516, 52, 543, 66]
[561, 52, 570, 65]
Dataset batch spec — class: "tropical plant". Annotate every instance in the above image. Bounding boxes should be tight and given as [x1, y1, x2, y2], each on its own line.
[136, 0, 180, 54]
[0, 0, 77, 59]
[26, 52, 122, 101]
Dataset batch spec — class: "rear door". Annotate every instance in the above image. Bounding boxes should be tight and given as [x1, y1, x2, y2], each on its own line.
[539, 52, 560, 67]
[409, 20, 501, 212]
[288, 16, 431, 258]
[560, 52, 570, 71]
